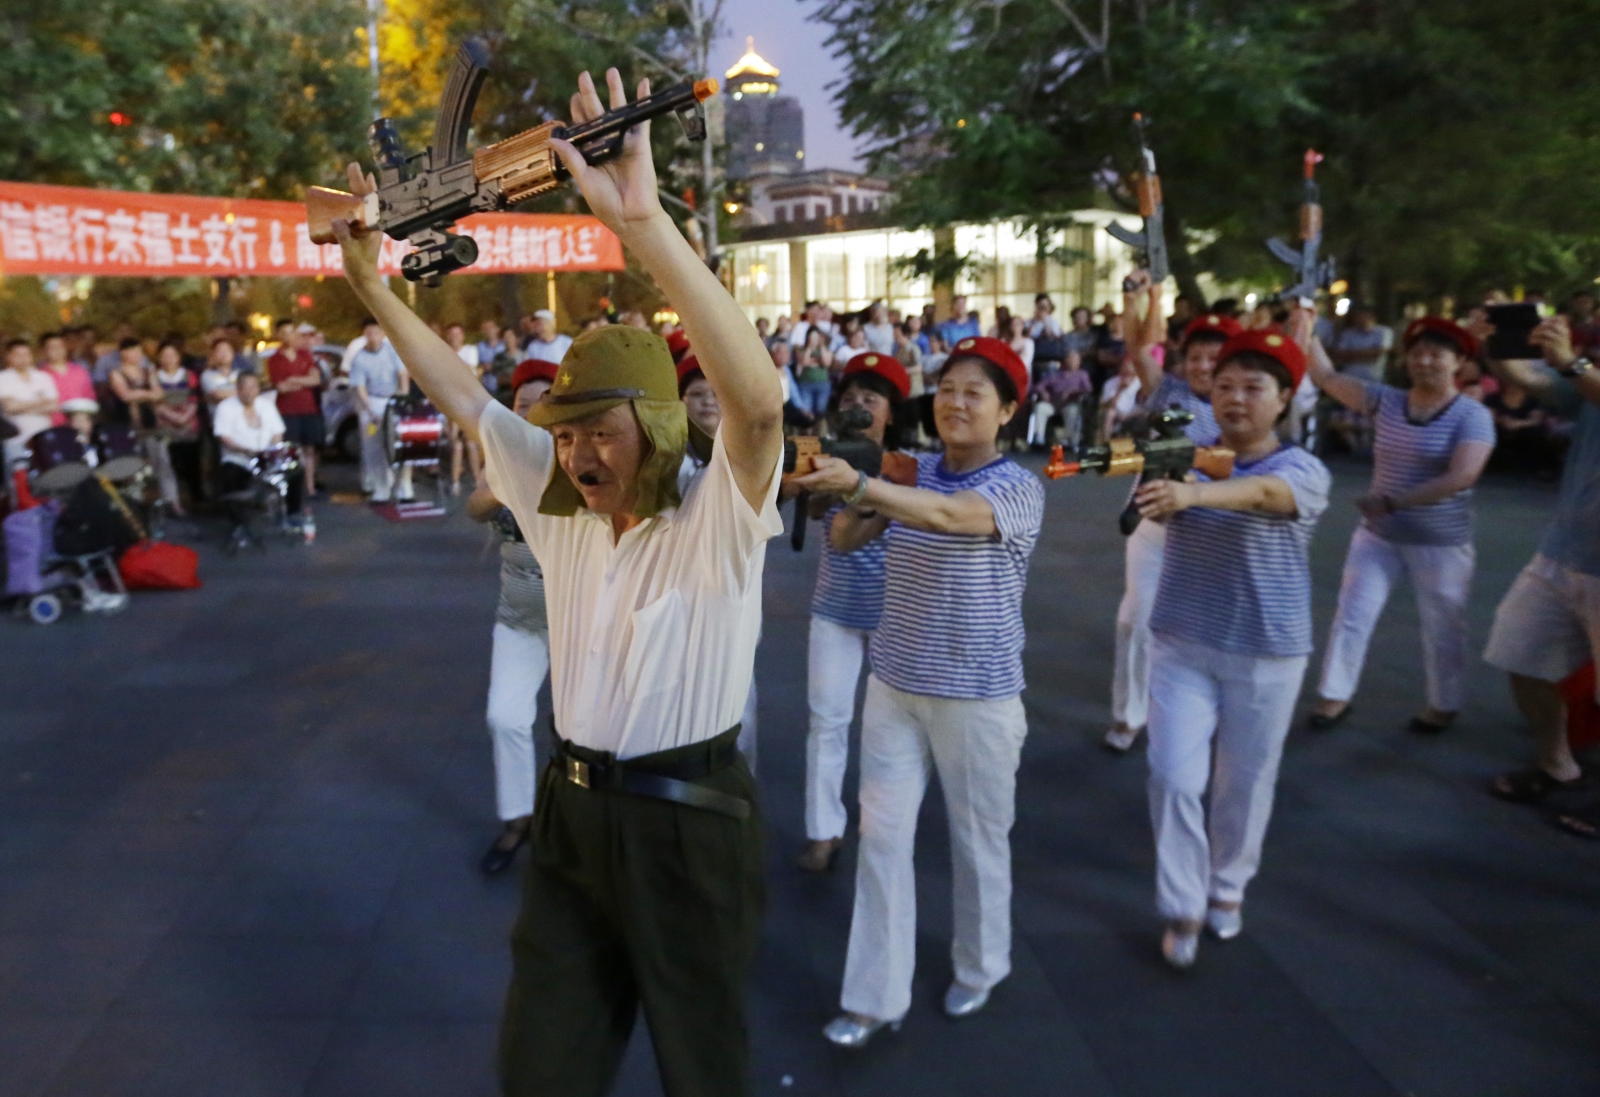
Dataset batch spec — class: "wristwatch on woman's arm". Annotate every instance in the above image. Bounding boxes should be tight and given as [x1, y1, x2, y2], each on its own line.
[1559, 356, 1595, 378]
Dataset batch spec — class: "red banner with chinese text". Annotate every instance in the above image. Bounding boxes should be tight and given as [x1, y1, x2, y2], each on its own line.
[0, 181, 623, 278]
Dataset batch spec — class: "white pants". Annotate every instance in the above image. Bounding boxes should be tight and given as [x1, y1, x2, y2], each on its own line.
[841, 676, 1028, 1021]
[1317, 526, 1474, 711]
[360, 396, 412, 502]
[1147, 635, 1307, 922]
[487, 622, 550, 821]
[1111, 518, 1166, 729]
[805, 615, 872, 841]
[1026, 402, 1083, 448]
[145, 435, 178, 507]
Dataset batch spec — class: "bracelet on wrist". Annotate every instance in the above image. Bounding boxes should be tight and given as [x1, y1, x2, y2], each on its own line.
[843, 470, 870, 507]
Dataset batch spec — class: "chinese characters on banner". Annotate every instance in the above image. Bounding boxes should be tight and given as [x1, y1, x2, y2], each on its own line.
[0, 181, 624, 278]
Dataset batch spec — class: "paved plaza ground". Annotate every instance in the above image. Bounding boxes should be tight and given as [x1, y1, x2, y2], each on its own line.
[3, 455, 1599, 1097]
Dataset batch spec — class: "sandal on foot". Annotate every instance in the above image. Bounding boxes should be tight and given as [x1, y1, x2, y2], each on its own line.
[1489, 767, 1582, 804]
[1554, 804, 1600, 840]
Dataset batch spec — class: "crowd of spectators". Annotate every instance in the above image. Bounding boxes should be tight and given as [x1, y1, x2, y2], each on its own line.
[4, 288, 1584, 520]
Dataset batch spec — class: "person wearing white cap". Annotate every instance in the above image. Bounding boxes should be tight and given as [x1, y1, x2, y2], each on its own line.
[521, 309, 572, 366]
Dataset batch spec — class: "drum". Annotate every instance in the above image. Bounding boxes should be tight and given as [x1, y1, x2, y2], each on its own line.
[251, 444, 302, 484]
[27, 426, 90, 493]
[385, 394, 445, 465]
[93, 424, 146, 482]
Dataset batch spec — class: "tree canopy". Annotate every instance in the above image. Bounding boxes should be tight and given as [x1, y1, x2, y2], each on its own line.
[0, 0, 373, 199]
[815, 0, 1600, 311]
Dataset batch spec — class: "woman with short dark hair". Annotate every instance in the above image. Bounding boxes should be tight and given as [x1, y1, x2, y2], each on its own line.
[793, 336, 1044, 1045]
[797, 352, 910, 874]
[1306, 318, 1495, 733]
[1133, 328, 1330, 969]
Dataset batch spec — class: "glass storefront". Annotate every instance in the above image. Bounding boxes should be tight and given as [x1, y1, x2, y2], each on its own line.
[724, 212, 1148, 325]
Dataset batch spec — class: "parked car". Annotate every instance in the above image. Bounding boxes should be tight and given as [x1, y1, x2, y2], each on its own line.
[310, 344, 362, 461]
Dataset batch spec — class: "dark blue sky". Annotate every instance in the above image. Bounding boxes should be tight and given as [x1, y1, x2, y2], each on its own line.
[719, 0, 863, 170]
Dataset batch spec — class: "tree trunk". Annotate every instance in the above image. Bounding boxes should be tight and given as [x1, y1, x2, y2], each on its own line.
[701, 133, 719, 270]
[1163, 209, 1207, 309]
[211, 277, 232, 325]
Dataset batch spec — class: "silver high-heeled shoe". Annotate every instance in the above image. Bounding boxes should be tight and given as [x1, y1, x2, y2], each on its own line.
[823, 1012, 902, 1048]
[943, 982, 990, 1018]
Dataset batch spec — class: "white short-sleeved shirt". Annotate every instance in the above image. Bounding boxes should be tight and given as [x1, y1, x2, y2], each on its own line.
[0, 367, 59, 442]
[478, 400, 782, 759]
[211, 395, 286, 468]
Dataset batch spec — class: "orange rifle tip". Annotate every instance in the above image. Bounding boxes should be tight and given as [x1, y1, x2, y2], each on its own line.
[694, 78, 719, 101]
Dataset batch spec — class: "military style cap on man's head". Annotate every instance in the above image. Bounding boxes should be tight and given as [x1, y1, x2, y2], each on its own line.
[524, 326, 689, 519]
[525, 326, 679, 428]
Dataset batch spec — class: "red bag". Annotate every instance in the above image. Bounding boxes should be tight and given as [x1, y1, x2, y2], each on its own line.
[1563, 661, 1600, 751]
[118, 541, 202, 591]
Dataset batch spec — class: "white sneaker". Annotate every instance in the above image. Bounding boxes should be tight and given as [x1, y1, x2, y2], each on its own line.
[81, 588, 128, 614]
[1162, 926, 1199, 969]
[1206, 906, 1243, 940]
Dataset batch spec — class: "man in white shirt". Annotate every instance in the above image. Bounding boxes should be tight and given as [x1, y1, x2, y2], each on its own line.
[348, 318, 412, 502]
[520, 308, 573, 365]
[328, 68, 783, 1097]
[0, 338, 60, 470]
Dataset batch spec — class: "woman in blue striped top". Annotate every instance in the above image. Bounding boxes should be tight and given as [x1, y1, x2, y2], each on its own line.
[1108, 270, 1244, 752]
[799, 351, 911, 873]
[1133, 328, 1331, 969]
[1306, 318, 1496, 733]
[792, 336, 1044, 1046]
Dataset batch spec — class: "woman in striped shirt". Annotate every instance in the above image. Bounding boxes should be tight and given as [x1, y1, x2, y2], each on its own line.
[1108, 271, 1243, 752]
[1306, 318, 1496, 733]
[792, 337, 1044, 1046]
[798, 352, 911, 873]
[1133, 329, 1330, 969]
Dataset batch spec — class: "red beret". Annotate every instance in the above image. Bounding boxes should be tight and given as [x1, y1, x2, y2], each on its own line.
[1181, 314, 1244, 346]
[665, 329, 691, 363]
[947, 336, 1030, 404]
[841, 351, 911, 401]
[1216, 329, 1307, 390]
[675, 353, 705, 395]
[1403, 317, 1480, 360]
[509, 358, 559, 393]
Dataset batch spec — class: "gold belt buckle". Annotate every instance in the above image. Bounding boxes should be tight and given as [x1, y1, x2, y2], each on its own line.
[565, 756, 590, 789]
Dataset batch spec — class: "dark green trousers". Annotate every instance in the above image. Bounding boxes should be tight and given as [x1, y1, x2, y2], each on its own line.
[498, 729, 764, 1097]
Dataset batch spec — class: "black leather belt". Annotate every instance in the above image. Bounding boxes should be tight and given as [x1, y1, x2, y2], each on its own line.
[552, 725, 750, 820]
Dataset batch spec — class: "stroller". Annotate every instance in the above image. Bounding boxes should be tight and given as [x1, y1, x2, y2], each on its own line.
[4, 498, 130, 624]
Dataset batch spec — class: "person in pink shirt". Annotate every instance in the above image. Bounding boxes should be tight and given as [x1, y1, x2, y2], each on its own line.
[39, 331, 94, 426]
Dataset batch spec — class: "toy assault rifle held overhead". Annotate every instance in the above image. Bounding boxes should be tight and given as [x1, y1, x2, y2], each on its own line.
[782, 408, 918, 552]
[1044, 408, 1235, 535]
[305, 39, 718, 284]
[1266, 149, 1335, 308]
[1105, 113, 1168, 285]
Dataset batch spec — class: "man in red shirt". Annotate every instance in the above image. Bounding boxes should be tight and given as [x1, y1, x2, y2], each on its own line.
[267, 319, 324, 493]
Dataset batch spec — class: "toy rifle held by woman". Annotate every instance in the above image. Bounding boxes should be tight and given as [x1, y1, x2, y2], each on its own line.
[305, 39, 718, 285]
[1044, 408, 1234, 535]
[781, 409, 918, 551]
[1105, 113, 1168, 285]
[1266, 149, 1335, 308]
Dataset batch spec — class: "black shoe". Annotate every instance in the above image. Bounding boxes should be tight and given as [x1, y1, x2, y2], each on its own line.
[1307, 704, 1352, 731]
[480, 826, 528, 875]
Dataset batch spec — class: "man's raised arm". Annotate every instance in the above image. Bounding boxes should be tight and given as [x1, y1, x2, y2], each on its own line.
[551, 69, 784, 511]
[332, 163, 491, 440]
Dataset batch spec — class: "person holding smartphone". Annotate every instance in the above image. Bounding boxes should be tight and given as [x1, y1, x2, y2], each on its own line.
[1477, 313, 1600, 833]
